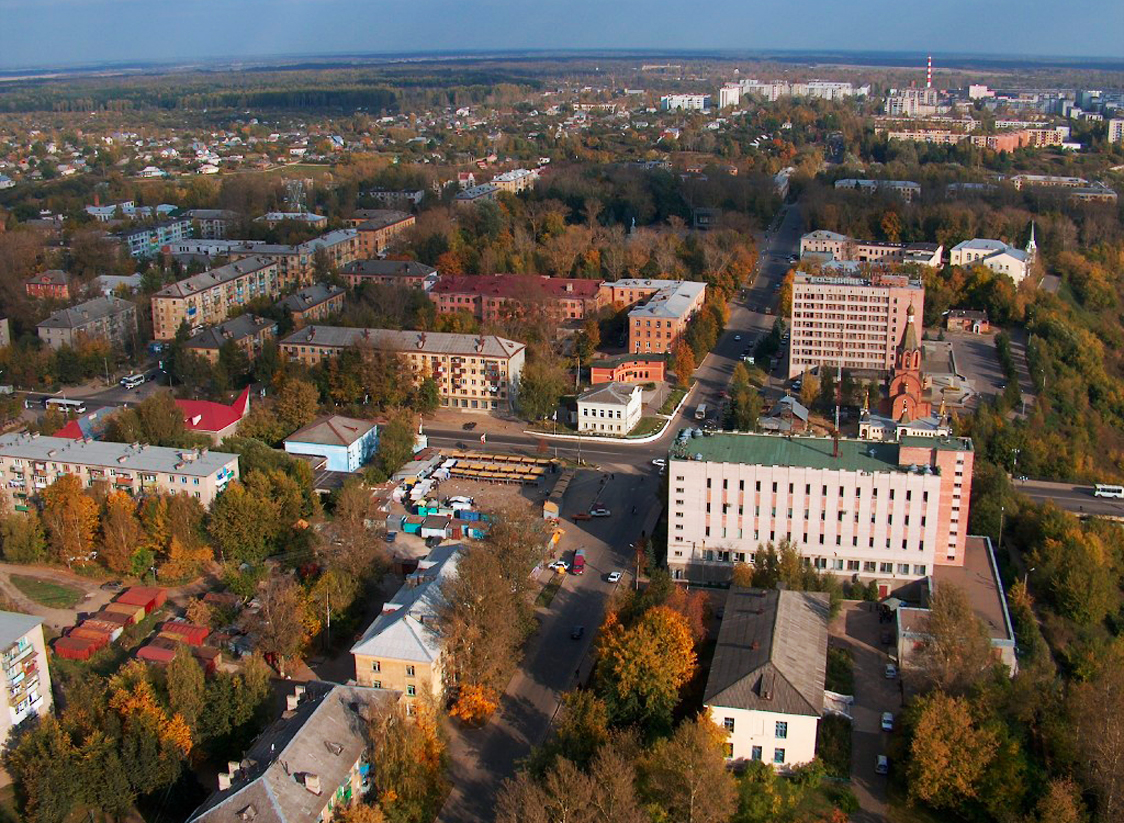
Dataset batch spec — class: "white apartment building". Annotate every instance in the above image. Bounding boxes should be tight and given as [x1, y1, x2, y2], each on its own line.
[834, 179, 921, 202]
[706, 589, 828, 770]
[1109, 119, 1124, 144]
[666, 432, 974, 591]
[577, 382, 643, 435]
[661, 94, 711, 111]
[799, 231, 942, 268]
[788, 272, 924, 379]
[0, 612, 51, 743]
[718, 84, 741, 109]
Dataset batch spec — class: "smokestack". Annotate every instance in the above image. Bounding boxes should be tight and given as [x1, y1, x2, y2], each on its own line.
[926, 55, 932, 89]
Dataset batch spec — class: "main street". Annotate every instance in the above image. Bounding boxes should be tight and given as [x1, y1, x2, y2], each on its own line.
[1012, 477, 1124, 519]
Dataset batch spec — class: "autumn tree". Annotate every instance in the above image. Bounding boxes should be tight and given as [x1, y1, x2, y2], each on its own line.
[41, 474, 100, 565]
[1029, 778, 1088, 823]
[908, 691, 999, 811]
[671, 339, 696, 381]
[100, 491, 143, 574]
[516, 356, 568, 421]
[915, 583, 998, 692]
[1070, 648, 1124, 822]
[640, 716, 737, 823]
[165, 647, 206, 734]
[207, 480, 279, 563]
[244, 574, 307, 671]
[106, 390, 207, 448]
[730, 561, 755, 588]
[365, 694, 447, 821]
[272, 377, 321, 436]
[0, 512, 47, 564]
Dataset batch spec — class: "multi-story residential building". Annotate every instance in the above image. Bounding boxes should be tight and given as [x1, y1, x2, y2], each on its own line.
[340, 259, 438, 290]
[0, 434, 239, 510]
[347, 210, 415, 256]
[661, 94, 711, 111]
[151, 256, 279, 340]
[665, 431, 974, 589]
[604, 279, 708, 355]
[1109, 118, 1124, 144]
[187, 681, 398, 823]
[0, 612, 52, 743]
[799, 231, 942, 268]
[454, 184, 499, 207]
[119, 217, 194, 258]
[284, 415, 378, 473]
[183, 314, 278, 365]
[577, 382, 643, 435]
[885, 88, 940, 117]
[37, 295, 138, 350]
[351, 544, 460, 711]
[256, 211, 327, 229]
[736, 79, 870, 102]
[834, 178, 921, 202]
[230, 229, 361, 288]
[165, 239, 266, 260]
[24, 269, 71, 300]
[718, 84, 742, 108]
[279, 283, 346, 327]
[705, 588, 828, 770]
[430, 274, 607, 323]
[787, 272, 924, 379]
[949, 230, 1036, 285]
[280, 326, 526, 412]
[490, 169, 537, 193]
[182, 209, 239, 239]
[363, 189, 425, 210]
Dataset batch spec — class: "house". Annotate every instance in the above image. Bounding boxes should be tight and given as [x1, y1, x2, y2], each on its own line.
[705, 588, 829, 770]
[577, 382, 643, 435]
[945, 309, 990, 334]
[278, 284, 346, 327]
[949, 230, 1036, 286]
[351, 544, 461, 712]
[25, 270, 71, 300]
[186, 681, 399, 823]
[183, 315, 278, 365]
[454, 184, 499, 207]
[283, 415, 378, 473]
[340, 259, 438, 290]
[589, 354, 667, 385]
[37, 296, 138, 350]
[0, 612, 52, 744]
[759, 395, 809, 433]
[348, 210, 415, 256]
[57, 388, 252, 445]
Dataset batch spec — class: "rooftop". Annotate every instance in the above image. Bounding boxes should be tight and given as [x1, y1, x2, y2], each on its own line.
[282, 326, 526, 360]
[37, 295, 135, 330]
[0, 434, 237, 477]
[0, 611, 43, 649]
[627, 280, 707, 320]
[286, 415, 376, 448]
[578, 382, 640, 406]
[341, 259, 436, 278]
[26, 269, 69, 286]
[184, 315, 277, 350]
[927, 535, 1014, 645]
[353, 209, 413, 229]
[431, 274, 603, 301]
[456, 184, 499, 199]
[704, 588, 830, 717]
[154, 256, 275, 299]
[278, 283, 345, 313]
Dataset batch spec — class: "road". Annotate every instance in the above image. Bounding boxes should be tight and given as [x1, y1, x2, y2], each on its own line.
[1013, 478, 1124, 519]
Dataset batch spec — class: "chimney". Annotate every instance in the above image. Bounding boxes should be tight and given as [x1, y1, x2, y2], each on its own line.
[286, 693, 299, 711]
[294, 685, 305, 701]
[228, 761, 240, 775]
[303, 774, 322, 795]
[218, 773, 232, 791]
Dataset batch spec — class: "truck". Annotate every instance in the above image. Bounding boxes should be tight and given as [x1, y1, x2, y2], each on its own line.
[694, 403, 708, 421]
[572, 548, 586, 575]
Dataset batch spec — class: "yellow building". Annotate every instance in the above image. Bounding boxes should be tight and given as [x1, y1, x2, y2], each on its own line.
[151, 256, 280, 340]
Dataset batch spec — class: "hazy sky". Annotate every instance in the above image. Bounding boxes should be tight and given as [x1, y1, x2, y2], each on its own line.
[1, 0, 1121, 69]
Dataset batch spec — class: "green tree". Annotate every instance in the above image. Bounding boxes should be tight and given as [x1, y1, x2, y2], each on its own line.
[0, 512, 47, 564]
[417, 376, 441, 415]
[915, 583, 998, 692]
[516, 357, 568, 421]
[371, 412, 417, 481]
[640, 716, 737, 823]
[166, 649, 206, 733]
[207, 481, 279, 563]
[272, 377, 321, 435]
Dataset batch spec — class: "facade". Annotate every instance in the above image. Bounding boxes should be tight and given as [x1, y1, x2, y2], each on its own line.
[351, 544, 461, 712]
[834, 178, 921, 202]
[363, 189, 425, 210]
[490, 169, 537, 193]
[24, 269, 71, 300]
[151, 256, 280, 340]
[0, 434, 239, 510]
[589, 354, 667, 384]
[577, 382, 643, 434]
[279, 283, 346, 327]
[885, 88, 940, 117]
[788, 272, 924, 379]
[430, 274, 607, 323]
[281, 326, 526, 412]
[341, 259, 438, 290]
[187, 681, 398, 823]
[228, 230, 361, 292]
[705, 589, 828, 769]
[661, 94, 711, 111]
[665, 431, 974, 587]
[799, 231, 942, 268]
[119, 217, 193, 258]
[1109, 118, 1124, 144]
[605, 279, 708, 355]
[736, 79, 869, 102]
[183, 209, 238, 239]
[351, 210, 415, 256]
[454, 184, 499, 207]
[183, 314, 278, 365]
[165, 239, 266, 259]
[949, 230, 1035, 285]
[256, 211, 328, 229]
[0, 612, 52, 743]
[284, 415, 378, 473]
[37, 295, 138, 350]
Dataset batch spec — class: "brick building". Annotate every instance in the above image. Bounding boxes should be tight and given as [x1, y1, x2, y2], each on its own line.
[37, 296, 138, 350]
[604, 278, 708, 355]
[183, 315, 278, 365]
[347, 210, 415, 256]
[24, 270, 71, 300]
[151, 256, 280, 340]
[430, 274, 608, 323]
[278, 283, 346, 327]
[340, 259, 438, 290]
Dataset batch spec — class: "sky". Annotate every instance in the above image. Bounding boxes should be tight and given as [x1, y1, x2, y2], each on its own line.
[0, 0, 1121, 70]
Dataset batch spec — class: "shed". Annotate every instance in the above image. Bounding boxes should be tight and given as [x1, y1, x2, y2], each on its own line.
[420, 515, 451, 539]
[137, 644, 177, 665]
[54, 636, 97, 660]
[116, 586, 167, 613]
[192, 646, 221, 675]
[102, 602, 146, 625]
[162, 619, 209, 646]
[68, 626, 110, 648]
[81, 619, 124, 642]
[93, 610, 131, 628]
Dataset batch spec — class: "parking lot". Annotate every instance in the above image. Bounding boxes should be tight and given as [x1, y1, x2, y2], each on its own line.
[829, 601, 904, 823]
[942, 330, 1005, 399]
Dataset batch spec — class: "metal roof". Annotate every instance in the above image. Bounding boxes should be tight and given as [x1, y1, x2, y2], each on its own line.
[0, 434, 237, 477]
[0, 611, 43, 649]
[184, 314, 276, 350]
[278, 284, 345, 313]
[285, 415, 375, 448]
[154, 256, 276, 299]
[37, 296, 134, 329]
[281, 325, 525, 360]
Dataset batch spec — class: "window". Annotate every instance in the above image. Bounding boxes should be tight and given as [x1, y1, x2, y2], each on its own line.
[724, 742, 734, 759]
[372, 680, 382, 689]
[406, 685, 416, 697]
[775, 721, 788, 739]
[371, 661, 381, 672]
[405, 665, 415, 678]
[880, 562, 893, 573]
[406, 703, 417, 716]
[751, 746, 763, 761]
[723, 717, 735, 732]
[773, 748, 786, 764]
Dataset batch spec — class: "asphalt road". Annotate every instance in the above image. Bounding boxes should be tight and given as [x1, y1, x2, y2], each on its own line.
[1013, 478, 1124, 518]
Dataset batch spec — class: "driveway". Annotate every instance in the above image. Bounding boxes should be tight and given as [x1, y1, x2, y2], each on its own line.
[830, 601, 902, 823]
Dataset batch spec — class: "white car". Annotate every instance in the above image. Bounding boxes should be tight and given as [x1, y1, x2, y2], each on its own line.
[651, 458, 667, 468]
[547, 560, 569, 573]
[607, 571, 622, 584]
[734, 334, 742, 341]
[589, 506, 611, 518]
[884, 663, 899, 679]
[881, 712, 894, 732]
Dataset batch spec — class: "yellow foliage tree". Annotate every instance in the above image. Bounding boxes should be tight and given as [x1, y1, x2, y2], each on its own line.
[41, 474, 100, 565]
[158, 534, 213, 580]
[448, 683, 499, 725]
[907, 691, 998, 809]
[108, 660, 193, 757]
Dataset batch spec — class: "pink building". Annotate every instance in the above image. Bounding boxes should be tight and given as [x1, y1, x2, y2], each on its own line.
[788, 272, 924, 379]
[666, 432, 973, 591]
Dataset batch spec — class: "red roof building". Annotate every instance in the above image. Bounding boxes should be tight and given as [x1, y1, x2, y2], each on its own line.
[55, 387, 251, 444]
[431, 274, 608, 323]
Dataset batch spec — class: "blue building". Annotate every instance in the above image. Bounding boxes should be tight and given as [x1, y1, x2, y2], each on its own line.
[283, 415, 378, 473]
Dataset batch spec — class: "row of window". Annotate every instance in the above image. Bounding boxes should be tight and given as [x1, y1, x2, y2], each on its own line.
[699, 479, 932, 501]
[690, 549, 927, 577]
[722, 718, 787, 738]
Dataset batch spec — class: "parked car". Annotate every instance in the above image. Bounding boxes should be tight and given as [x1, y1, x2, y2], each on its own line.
[607, 571, 622, 584]
[884, 663, 899, 679]
[875, 755, 890, 775]
[881, 712, 894, 732]
[462, 421, 477, 431]
[651, 458, 667, 468]
[572, 512, 592, 521]
[734, 334, 742, 341]
[548, 560, 570, 573]
[100, 580, 123, 592]
[570, 626, 585, 640]
[589, 506, 612, 517]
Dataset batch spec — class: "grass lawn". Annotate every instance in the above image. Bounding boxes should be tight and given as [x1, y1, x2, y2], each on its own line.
[816, 715, 853, 779]
[10, 574, 85, 609]
[825, 645, 855, 694]
[659, 386, 688, 415]
[627, 417, 665, 437]
[535, 573, 565, 607]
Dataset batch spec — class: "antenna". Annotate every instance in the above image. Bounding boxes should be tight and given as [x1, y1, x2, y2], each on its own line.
[926, 55, 932, 90]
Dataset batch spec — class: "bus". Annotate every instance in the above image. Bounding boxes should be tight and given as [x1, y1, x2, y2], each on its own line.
[572, 548, 586, 576]
[43, 397, 86, 414]
[1094, 484, 1124, 499]
[694, 404, 708, 421]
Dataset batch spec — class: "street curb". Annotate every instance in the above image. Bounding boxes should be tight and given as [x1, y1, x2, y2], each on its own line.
[522, 383, 694, 446]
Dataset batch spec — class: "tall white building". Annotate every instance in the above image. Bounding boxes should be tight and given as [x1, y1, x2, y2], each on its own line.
[660, 94, 711, 111]
[1107, 118, 1124, 144]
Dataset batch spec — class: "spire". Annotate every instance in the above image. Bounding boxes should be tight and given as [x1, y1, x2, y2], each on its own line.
[1026, 221, 1037, 258]
[897, 303, 919, 354]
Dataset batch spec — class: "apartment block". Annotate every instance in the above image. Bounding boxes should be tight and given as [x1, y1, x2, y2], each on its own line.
[0, 612, 52, 743]
[363, 189, 425, 210]
[787, 272, 924, 379]
[834, 178, 921, 202]
[341, 259, 438, 290]
[0, 434, 239, 510]
[182, 209, 239, 239]
[351, 544, 460, 712]
[256, 211, 327, 229]
[228, 229, 361, 291]
[279, 283, 346, 327]
[431, 274, 607, 323]
[119, 217, 194, 258]
[347, 210, 415, 256]
[37, 295, 138, 350]
[800, 231, 943, 268]
[24, 269, 71, 300]
[661, 94, 711, 111]
[605, 278, 707, 355]
[183, 314, 278, 364]
[280, 326, 526, 412]
[454, 184, 499, 207]
[665, 432, 974, 589]
[151, 256, 280, 340]
[490, 169, 537, 193]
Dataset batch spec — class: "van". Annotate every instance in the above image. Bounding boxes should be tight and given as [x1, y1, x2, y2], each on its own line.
[875, 755, 889, 775]
[120, 374, 146, 389]
[448, 496, 474, 506]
